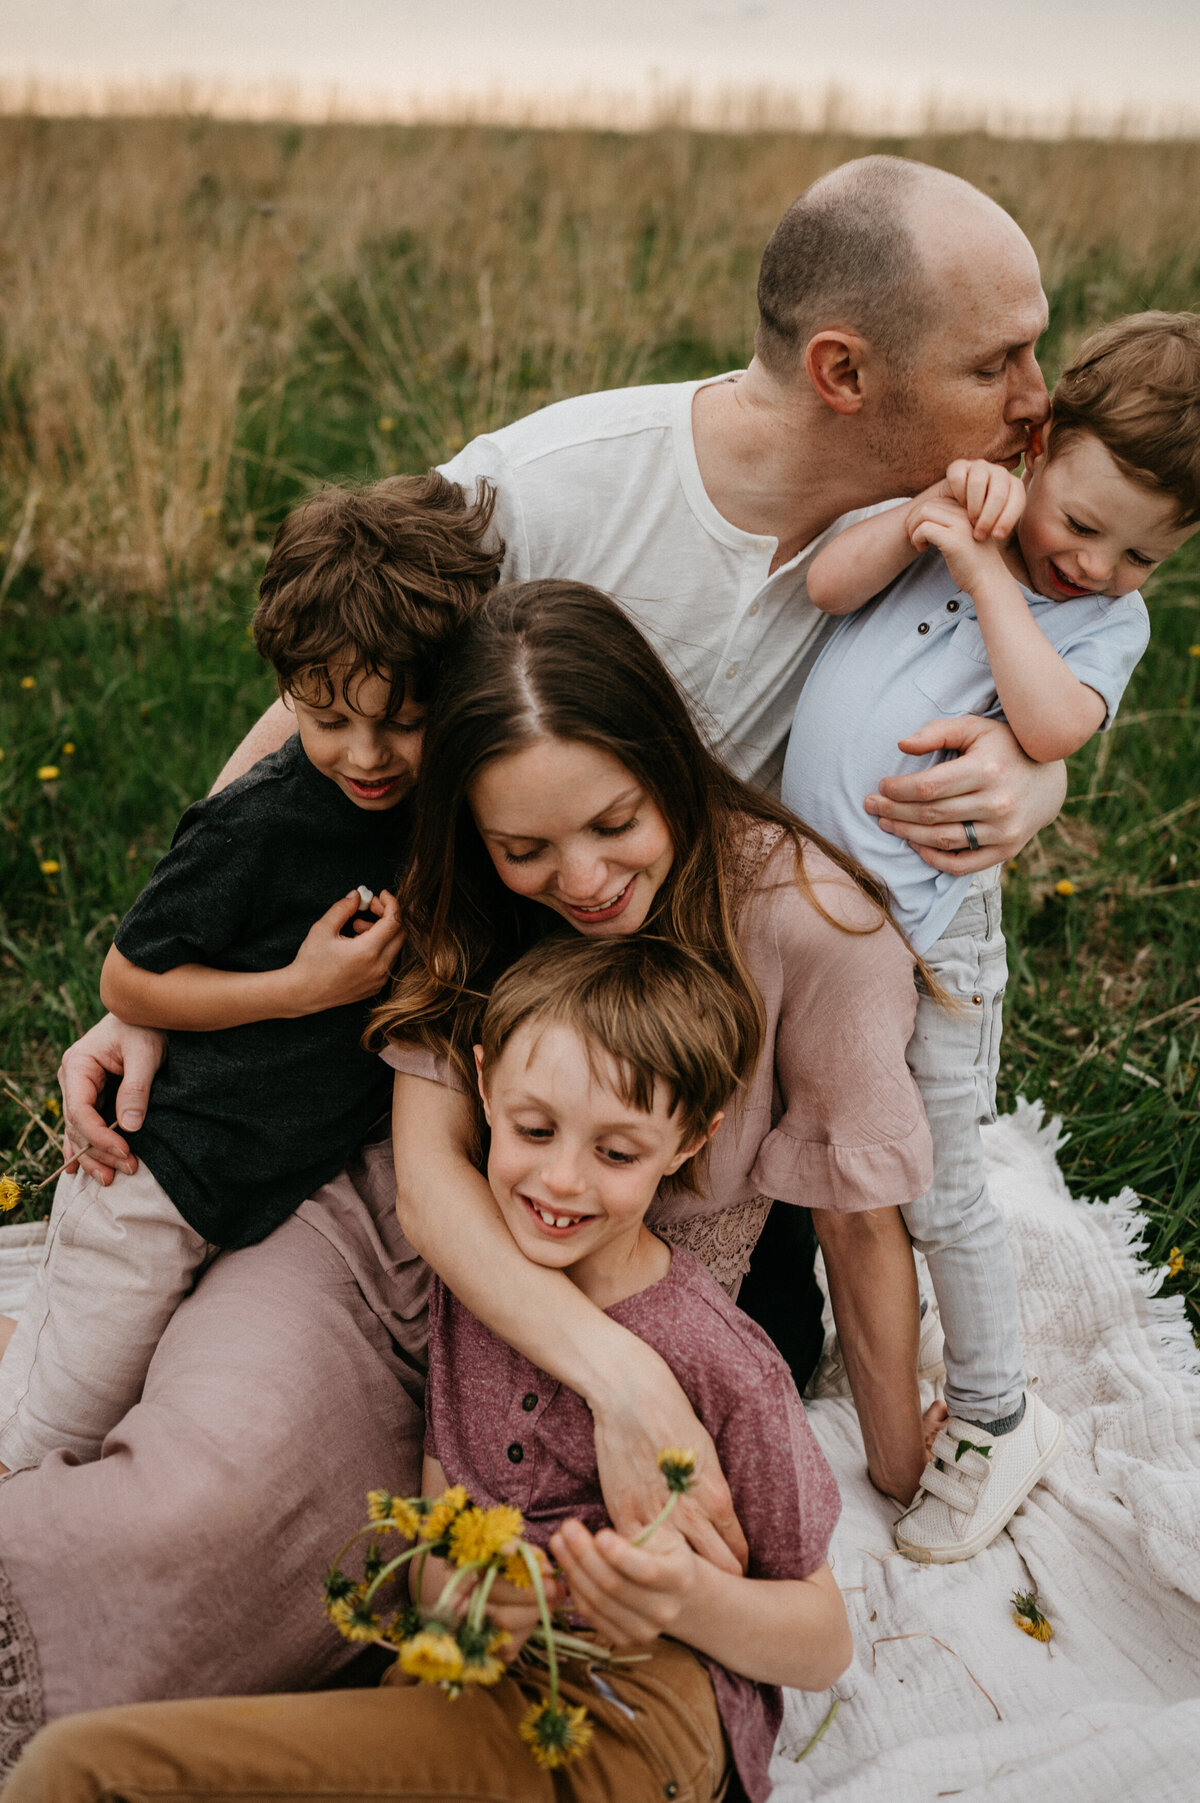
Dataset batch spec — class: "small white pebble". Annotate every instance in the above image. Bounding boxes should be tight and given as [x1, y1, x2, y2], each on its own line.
[356, 885, 374, 908]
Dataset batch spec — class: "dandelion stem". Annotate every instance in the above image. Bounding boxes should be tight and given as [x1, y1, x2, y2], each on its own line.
[632, 1491, 678, 1547]
[362, 1542, 424, 1606]
[519, 1541, 559, 1705]
[793, 1697, 839, 1762]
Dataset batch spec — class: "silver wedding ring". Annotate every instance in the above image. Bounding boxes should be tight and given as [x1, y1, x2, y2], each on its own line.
[963, 820, 980, 852]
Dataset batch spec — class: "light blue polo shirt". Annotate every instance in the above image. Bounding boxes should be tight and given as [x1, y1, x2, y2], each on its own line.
[781, 546, 1150, 953]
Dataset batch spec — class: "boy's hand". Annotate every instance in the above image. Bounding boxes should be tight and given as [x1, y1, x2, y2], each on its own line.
[285, 889, 403, 1013]
[419, 1546, 563, 1662]
[904, 495, 1008, 594]
[549, 1517, 696, 1647]
[941, 459, 1026, 542]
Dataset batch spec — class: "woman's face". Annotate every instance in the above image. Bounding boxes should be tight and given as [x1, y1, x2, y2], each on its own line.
[468, 737, 674, 937]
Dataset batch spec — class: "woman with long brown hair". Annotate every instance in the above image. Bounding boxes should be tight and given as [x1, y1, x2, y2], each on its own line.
[379, 577, 938, 1550]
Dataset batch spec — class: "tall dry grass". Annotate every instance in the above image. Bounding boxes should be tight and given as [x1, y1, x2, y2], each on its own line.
[1, 114, 1198, 604]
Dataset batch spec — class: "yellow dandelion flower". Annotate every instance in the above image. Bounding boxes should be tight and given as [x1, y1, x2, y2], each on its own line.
[1055, 879, 1076, 897]
[1011, 1589, 1052, 1643]
[377, 415, 397, 433]
[62, 743, 75, 756]
[398, 1627, 464, 1685]
[518, 1700, 593, 1770]
[0, 1177, 23, 1212]
[366, 1490, 421, 1537]
[447, 1503, 525, 1568]
[39, 860, 60, 876]
[501, 1550, 533, 1588]
[657, 1447, 697, 1494]
[1189, 645, 1200, 657]
[326, 1594, 384, 1643]
[1168, 1246, 1185, 1277]
[44, 1096, 61, 1118]
[37, 766, 60, 782]
[417, 1484, 470, 1544]
[20, 676, 35, 690]
[457, 1621, 510, 1686]
[0, 749, 5, 762]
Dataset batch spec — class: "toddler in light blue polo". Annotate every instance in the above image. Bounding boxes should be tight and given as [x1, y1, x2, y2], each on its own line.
[783, 312, 1200, 1563]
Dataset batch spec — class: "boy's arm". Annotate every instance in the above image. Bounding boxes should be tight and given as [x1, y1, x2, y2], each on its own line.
[909, 496, 1106, 761]
[806, 499, 921, 614]
[414, 1454, 556, 1648]
[551, 1520, 852, 1693]
[100, 891, 403, 1031]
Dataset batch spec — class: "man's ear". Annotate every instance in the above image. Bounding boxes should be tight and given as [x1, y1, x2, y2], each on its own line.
[663, 1111, 725, 1176]
[804, 331, 870, 416]
[473, 1046, 492, 1125]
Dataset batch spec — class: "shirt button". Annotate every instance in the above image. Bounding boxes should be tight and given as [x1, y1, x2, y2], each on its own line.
[971, 993, 983, 1006]
[747, 601, 760, 616]
[522, 1392, 538, 1412]
[917, 622, 930, 635]
[725, 662, 739, 679]
[947, 598, 960, 612]
[507, 1442, 524, 1464]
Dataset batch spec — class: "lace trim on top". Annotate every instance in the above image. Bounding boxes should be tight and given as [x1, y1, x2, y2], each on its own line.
[0, 1558, 44, 1780]
[655, 1195, 773, 1298]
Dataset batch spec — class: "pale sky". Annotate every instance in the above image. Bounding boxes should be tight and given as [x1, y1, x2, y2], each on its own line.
[2, 0, 1198, 132]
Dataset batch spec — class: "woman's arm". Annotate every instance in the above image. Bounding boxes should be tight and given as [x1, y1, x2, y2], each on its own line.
[550, 1520, 852, 1692]
[806, 498, 922, 614]
[391, 1073, 747, 1574]
[98, 893, 403, 1031]
[208, 696, 295, 794]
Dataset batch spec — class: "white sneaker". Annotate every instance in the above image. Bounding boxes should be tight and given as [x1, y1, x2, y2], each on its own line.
[894, 1392, 1065, 1563]
[805, 1302, 946, 1402]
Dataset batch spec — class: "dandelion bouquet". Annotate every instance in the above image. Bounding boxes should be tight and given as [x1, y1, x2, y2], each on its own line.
[324, 1448, 696, 1771]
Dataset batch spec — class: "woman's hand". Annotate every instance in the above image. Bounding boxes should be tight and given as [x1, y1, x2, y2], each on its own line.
[283, 889, 403, 1014]
[589, 1347, 747, 1576]
[863, 714, 1066, 871]
[57, 1014, 168, 1184]
[550, 1517, 695, 1646]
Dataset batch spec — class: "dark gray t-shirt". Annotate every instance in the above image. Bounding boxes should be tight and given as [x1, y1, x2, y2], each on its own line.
[114, 735, 407, 1248]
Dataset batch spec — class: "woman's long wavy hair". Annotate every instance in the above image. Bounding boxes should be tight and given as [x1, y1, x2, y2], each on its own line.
[371, 579, 903, 1084]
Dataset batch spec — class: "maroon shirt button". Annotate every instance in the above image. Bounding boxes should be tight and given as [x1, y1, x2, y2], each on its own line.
[522, 1392, 538, 1412]
[507, 1442, 524, 1464]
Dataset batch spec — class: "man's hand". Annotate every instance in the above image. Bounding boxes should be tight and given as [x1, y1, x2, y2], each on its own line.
[284, 890, 404, 1014]
[549, 1517, 696, 1647]
[864, 714, 1067, 871]
[58, 1015, 168, 1185]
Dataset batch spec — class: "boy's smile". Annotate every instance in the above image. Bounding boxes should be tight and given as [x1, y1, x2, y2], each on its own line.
[476, 1020, 711, 1307]
[1015, 432, 1196, 602]
[287, 666, 425, 809]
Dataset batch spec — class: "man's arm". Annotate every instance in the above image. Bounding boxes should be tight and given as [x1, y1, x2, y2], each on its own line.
[208, 696, 293, 795]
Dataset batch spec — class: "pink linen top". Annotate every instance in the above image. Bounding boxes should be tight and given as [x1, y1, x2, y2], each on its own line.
[383, 826, 933, 1238]
[425, 1246, 841, 1803]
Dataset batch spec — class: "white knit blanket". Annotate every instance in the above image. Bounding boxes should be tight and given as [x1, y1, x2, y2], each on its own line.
[773, 1099, 1200, 1803]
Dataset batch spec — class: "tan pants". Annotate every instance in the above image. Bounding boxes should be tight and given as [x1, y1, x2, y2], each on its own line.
[4, 1639, 730, 1803]
[0, 1165, 213, 1470]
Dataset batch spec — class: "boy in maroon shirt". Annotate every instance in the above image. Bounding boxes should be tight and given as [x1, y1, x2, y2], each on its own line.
[6, 936, 849, 1803]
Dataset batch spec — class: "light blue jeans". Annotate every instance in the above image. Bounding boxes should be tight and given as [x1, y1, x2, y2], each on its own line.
[903, 868, 1026, 1428]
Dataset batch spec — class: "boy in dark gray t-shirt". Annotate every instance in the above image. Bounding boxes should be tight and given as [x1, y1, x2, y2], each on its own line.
[0, 474, 500, 1474]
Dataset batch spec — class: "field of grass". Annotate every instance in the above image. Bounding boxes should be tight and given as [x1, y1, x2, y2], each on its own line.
[2, 114, 1199, 1333]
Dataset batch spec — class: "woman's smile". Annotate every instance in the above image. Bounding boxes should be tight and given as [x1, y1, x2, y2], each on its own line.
[469, 737, 674, 937]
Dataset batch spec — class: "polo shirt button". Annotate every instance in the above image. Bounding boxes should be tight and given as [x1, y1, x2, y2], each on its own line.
[917, 622, 930, 635]
[522, 1392, 538, 1412]
[971, 993, 983, 1006]
[664, 1786, 679, 1799]
[725, 662, 739, 678]
[747, 601, 760, 616]
[507, 1442, 524, 1464]
[947, 598, 960, 612]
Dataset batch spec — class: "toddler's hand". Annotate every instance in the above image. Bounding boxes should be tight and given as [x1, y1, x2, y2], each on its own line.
[286, 889, 403, 1014]
[942, 459, 1025, 542]
[549, 1516, 697, 1647]
[904, 495, 1007, 592]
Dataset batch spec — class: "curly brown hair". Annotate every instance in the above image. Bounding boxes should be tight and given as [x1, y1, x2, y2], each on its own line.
[253, 471, 503, 718]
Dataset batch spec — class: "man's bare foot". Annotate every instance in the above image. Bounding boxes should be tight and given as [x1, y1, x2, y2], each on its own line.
[922, 1400, 948, 1459]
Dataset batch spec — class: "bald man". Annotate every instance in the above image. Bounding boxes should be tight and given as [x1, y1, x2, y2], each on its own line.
[59, 155, 1060, 1518]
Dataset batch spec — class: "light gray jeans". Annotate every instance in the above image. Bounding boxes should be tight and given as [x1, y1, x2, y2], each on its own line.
[903, 868, 1026, 1427]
